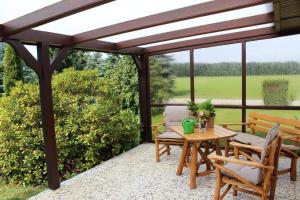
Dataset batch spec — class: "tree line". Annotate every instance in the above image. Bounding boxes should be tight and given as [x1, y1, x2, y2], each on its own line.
[171, 62, 300, 77]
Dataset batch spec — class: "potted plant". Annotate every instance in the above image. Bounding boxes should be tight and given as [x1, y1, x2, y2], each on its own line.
[187, 101, 199, 117]
[198, 99, 215, 128]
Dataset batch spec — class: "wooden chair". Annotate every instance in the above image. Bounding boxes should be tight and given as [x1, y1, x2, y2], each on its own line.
[221, 112, 300, 181]
[152, 106, 188, 162]
[209, 124, 282, 200]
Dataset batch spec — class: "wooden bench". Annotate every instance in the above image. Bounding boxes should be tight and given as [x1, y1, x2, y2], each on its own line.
[221, 112, 300, 181]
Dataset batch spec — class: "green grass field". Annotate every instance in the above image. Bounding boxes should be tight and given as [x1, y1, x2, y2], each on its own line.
[0, 178, 44, 200]
[174, 75, 300, 99]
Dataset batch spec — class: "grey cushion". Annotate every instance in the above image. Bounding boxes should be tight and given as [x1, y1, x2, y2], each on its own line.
[157, 131, 183, 140]
[164, 106, 189, 131]
[222, 162, 261, 184]
[260, 124, 280, 163]
[282, 144, 300, 151]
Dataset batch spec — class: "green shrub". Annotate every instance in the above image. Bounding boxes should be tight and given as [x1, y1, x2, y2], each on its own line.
[262, 79, 289, 105]
[0, 68, 140, 185]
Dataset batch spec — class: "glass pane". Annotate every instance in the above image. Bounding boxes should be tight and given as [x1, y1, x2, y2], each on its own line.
[151, 107, 165, 138]
[194, 44, 242, 105]
[215, 108, 242, 132]
[246, 35, 300, 106]
[149, 51, 190, 104]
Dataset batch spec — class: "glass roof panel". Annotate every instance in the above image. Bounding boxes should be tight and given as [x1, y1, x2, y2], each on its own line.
[140, 24, 274, 48]
[0, 0, 61, 23]
[33, 0, 211, 35]
[102, 3, 273, 43]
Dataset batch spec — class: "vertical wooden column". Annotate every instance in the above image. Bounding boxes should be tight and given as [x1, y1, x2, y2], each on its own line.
[190, 49, 195, 102]
[241, 42, 247, 132]
[37, 42, 60, 189]
[134, 54, 152, 143]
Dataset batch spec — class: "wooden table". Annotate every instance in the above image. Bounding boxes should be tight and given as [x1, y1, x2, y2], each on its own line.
[170, 125, 236, 189]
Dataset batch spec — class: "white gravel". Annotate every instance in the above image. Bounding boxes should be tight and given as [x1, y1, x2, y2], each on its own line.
[29, 144, 300, 200]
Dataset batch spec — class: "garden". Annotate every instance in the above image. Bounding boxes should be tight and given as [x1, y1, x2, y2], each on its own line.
[0, 40, 300, 199]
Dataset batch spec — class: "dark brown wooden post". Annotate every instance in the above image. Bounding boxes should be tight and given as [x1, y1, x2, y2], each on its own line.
[133, 54, 152, 143]
[190, 49, 195, 102]
[5, 40, 71, 190]
[242, 42, 247, 132]
[37, 42, 60, 189]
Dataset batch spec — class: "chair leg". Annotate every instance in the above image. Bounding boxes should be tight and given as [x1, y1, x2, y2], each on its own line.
[225, 140, 230, 157]
[290, 157, 297, 181]
[155, 140, 160, 162]
[232, 186, 237, 197]
[214, 169, 221, 200]
[269, 176, 277, 200]
[167, 145, 171, 155]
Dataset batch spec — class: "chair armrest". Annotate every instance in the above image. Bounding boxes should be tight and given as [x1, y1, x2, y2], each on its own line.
[151, 122, 165, 129]
[220, 122, 249, 129]
[208, 155, 274, 170]
[229, 141, 263, 153]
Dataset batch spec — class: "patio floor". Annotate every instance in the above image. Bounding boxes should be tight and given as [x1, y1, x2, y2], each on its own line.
[30, 144, 300, 200]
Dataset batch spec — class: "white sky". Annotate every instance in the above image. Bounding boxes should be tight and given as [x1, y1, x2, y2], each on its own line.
[1, 0, 299, 62]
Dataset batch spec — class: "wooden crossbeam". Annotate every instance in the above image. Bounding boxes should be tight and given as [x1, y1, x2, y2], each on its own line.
[72, 0, 272, 44]
[1, 0, 115, 36]
[4, 39, 41, 75]
[116, 13, 274, 49]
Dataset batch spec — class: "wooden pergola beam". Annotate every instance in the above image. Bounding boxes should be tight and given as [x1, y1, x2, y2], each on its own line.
[3, 29, 144, 54]
[1, 0, 115, 36]
[145, 27, 277, 55]
[72, 0, 272, 44]
[116, 13, 274, 49]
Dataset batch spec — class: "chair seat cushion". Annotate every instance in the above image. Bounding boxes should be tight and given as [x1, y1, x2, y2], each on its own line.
[157, 131, 183, 140]
[222, 162, 262, 185]
[233, 133, 300, 152]
[282, 144, 300, 151]
[231, 132, 265, 148]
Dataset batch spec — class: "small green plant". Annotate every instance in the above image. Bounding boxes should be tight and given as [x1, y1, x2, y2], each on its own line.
[198, 99, 215, 117]
[187, 101, 199, 116]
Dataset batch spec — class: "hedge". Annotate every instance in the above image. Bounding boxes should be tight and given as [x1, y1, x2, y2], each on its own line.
[0, 68, 140, 185]
[262, 79, 289, 105]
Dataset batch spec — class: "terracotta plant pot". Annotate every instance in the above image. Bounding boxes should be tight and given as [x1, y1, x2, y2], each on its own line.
[207, 116, 215, 128]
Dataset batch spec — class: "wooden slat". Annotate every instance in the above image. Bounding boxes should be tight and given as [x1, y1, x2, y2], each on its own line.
[116, 13, 274, 49]
[145, 27, 276, 54]
[249, 118, 300, 136]
[249, 112, 300, 128]
[1, 0, 115, 36]
[73, 0, 272, 43]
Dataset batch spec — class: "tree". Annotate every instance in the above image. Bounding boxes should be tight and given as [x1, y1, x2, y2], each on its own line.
[149, 55, 175, 104]
[102, 54, 139, 114]
[50, 48, 103, 72]
[3, 44, 23, 95]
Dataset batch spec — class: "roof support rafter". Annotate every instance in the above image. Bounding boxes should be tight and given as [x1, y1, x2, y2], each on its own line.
[72, 0, 272, 44]
[1, 0, 115, 36]
[116, 13, 274, 49]
[145, 27, 277, 55]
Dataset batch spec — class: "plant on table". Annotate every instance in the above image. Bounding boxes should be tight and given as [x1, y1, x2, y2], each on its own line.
[198, 99, 215, 128]
[187, 101, 199, 116]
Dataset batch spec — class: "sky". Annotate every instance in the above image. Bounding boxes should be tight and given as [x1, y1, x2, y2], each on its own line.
[0, 0, 299, 62]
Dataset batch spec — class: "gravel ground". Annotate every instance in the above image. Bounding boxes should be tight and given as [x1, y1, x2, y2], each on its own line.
[29, 144, 300, 200]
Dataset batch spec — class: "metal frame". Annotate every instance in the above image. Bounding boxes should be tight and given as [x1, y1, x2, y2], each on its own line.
[0, 0, 299, 190]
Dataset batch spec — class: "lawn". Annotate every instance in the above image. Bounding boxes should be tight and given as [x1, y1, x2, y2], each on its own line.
[174, 75, 300, 100]
[0, 178, 44, 200]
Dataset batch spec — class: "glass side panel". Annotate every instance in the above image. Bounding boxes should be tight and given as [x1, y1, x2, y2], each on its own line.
[246, 35, 300, 106]
[149, 51, 190, 104]
[194, 44, 242, 105]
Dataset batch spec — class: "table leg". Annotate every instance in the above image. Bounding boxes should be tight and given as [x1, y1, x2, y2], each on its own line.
[176, 140, 189, 176]
[190, 141, 198, 189]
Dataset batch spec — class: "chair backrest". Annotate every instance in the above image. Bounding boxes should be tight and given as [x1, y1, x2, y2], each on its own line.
[164, 106, 189, 131]
[248, 112, 300, 143]
[260, 124, 280, 164]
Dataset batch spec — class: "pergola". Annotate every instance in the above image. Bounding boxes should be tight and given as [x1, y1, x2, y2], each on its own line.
[0, 0, 299, 190]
